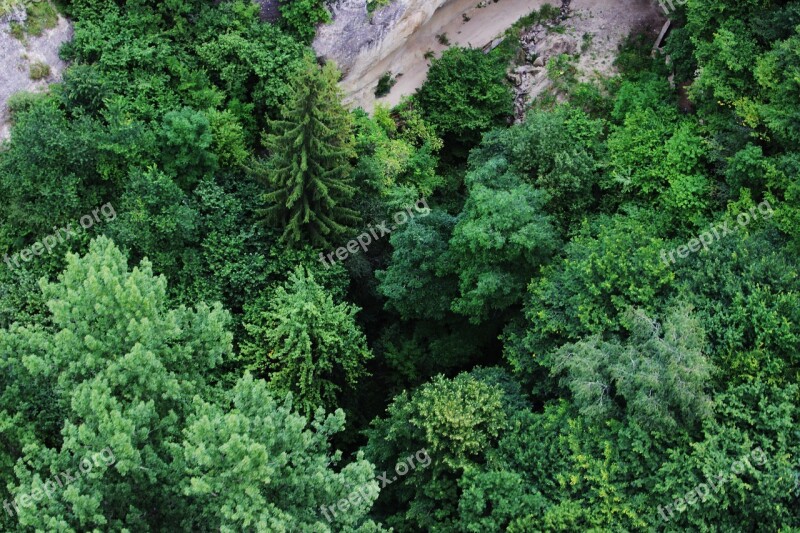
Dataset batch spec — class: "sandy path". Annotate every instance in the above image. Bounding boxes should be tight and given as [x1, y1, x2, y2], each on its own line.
[366, 0, 557, 111]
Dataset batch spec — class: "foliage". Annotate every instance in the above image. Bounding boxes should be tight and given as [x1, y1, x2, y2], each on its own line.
[365, 371, 508, 531]
[258, 60, 359, 248]
[0, 238, 382, 531]
[376, 209, 458, 321]
[448, 168, 559, 322]
[15, 0, 58, 37]
[554, 305, 715, 430]
[104, 166, 200, 280]
[177, 373, 383, 531]
[416, 47, 513, 149]
[242, 266, 373, 417]
[2, 0, 800, 529]
[157, 107, 218, 188]
[278, 0, 330, 43]
[2, 237, 230, 529]
[0, 99, 130, 238]
[509, 214, 676, 376]
[352, 104, 444, 200]
[469, 104, 606, 231]
[676, 228, 800, 388]
[367, 0, 391, 13]
[28, 61, 51, 80]
[375, 72, 396, 97]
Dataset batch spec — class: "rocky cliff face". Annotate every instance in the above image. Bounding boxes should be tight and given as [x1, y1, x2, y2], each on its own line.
[313, 0, 452, 108]
[314, 0, 665, 115]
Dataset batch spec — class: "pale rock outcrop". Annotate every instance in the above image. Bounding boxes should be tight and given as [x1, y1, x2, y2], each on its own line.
[312, 0, 664, 114]
[313, 0, 452, 109]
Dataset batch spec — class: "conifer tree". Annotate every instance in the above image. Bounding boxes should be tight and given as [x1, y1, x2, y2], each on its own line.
[243, 266, 373, 417]
[1, 239, 382, 530]
[259, 59, 359, 248]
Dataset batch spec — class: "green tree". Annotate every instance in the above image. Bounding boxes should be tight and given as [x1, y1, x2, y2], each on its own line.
[507, 213, 675, 377]
[157, 107, 219, 188]
[3, 236, 231, 530]
[258, 60, 359, 248]
[416, 47, 513, 150]
[677, 227, 800, 388]
[242, 266, 373, 417]
[106, 167, 200, 280]
[352, 105, 444, 200]
[1, 238, 386, 531]
[176, 373, 383, 532]
[553, 305, 715, 430]
[376, 210, 459, 322]
[279, 0, 331, 43]
[651, 379, 799, 531]
[365, 371, 508, 531]
[0, 98, 141, 239]
[490, 104, 605, 229]
[448, 162, 559, 323]
[487, 403, 650, 531]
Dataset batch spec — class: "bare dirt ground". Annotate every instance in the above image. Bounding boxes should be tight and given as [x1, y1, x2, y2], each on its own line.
[0, 7, 72, 140]
[366, 0, 556, 111]
[376, 0, 560, 107]
[360, 0, 664, 111]
[568, 0, 664, 80]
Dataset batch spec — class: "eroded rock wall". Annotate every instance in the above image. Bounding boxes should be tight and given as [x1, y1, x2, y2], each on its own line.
[313, 0, 452, 108]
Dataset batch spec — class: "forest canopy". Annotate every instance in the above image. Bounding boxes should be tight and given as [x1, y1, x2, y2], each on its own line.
[0, 0, 798, 531]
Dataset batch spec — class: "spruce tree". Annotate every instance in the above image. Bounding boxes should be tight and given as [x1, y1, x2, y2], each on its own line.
[259, 59, 358, 248]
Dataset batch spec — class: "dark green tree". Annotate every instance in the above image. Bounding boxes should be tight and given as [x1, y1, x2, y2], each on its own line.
[157, 107, 219, 188]
[448, 163, 559, 323]
[278, 0, 331, 43]
[416, 47, 513, 150]
[376, 210, 459, 322]
[259, 60, 359, 248]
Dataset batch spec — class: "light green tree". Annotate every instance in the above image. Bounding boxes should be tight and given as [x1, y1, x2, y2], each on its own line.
[553, 305, 715, 430]
[176, 373, 383, 532]
[365, 371, 507, 531]
[5, 236, 231, 530]
[1, 238, 381, 531]
[243, 266, 373, 417]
